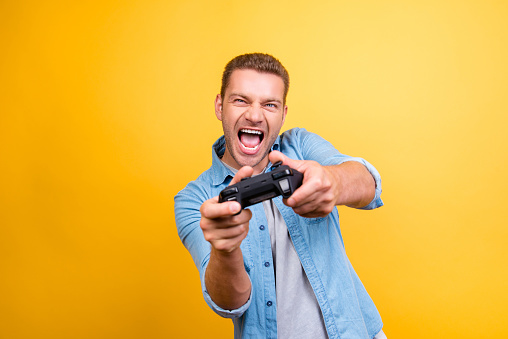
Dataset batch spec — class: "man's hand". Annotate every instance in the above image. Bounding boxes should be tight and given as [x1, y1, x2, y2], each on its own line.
[269, 150, 375, 218]
[200, 166, 254, 253]
[200, 166, 254, 310]
[269, 151, 339, 218]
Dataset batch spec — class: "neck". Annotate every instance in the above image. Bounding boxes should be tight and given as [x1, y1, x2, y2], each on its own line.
[221, 150, 269, 176]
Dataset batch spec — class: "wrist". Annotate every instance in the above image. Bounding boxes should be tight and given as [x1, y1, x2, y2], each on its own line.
[210, 246, 244, 268]
[324, 165, 342, 206]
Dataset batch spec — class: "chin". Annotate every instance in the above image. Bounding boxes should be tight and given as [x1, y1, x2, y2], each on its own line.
[236, 151, 269, 170]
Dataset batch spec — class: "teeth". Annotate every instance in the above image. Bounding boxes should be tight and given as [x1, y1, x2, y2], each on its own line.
[242, 143, 260, 150]
[239, 129, 263, 151]
[240, 129, 262, 135]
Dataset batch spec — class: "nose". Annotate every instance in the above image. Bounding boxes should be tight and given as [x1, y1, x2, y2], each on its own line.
[244, 103, 264, 124]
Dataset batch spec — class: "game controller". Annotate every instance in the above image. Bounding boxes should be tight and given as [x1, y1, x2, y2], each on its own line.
[218, 161, 303, 210]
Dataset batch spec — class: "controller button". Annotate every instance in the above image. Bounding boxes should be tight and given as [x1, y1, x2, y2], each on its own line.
[271, 161, 282, 169]
[272, 169, 291, 180]
[278, 178, 291, 194]
[221, 187, 238, 196]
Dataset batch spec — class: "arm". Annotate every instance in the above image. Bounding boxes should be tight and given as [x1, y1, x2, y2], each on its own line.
[323, 161, 376, 208]
[199, 166, 254, 310]
[269, 151, 376, 218]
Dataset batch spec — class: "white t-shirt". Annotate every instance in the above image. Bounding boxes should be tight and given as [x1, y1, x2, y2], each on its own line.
[262, 199, 328, 338]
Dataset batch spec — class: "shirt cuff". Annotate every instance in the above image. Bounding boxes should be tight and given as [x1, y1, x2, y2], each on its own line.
[336, 157, 384, 210]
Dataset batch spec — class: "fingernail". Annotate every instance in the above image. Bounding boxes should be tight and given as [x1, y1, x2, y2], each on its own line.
[230, 203, 241, 214]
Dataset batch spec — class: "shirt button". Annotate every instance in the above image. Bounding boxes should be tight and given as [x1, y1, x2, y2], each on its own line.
[266, 301, 273, 307]
[259, 225, 265, 230]
[264, 262, 270, 267]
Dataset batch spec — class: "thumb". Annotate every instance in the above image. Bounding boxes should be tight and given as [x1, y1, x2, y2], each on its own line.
[230, 166, 254, 186]
[269, 150, 301, 170]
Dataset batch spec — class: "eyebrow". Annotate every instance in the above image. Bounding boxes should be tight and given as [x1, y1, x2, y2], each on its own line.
[228, 92, 282, 104]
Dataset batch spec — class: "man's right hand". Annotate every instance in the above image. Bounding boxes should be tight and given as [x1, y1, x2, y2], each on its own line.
[200, 166, 254, 253]
[200, 166, 254, 310]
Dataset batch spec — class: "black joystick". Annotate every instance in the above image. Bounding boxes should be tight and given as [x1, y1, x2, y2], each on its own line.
[218, 161, 303, 210]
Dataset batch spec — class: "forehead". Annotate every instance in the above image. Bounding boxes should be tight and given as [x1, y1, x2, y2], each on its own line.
[226, 69, 285, 100]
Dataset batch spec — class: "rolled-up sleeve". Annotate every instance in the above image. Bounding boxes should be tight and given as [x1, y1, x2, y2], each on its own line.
[174, 181, 251, 318]
[201, 258, 253, 318]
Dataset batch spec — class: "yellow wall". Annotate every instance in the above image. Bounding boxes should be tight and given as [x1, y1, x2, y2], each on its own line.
[1, 1, 507, 338]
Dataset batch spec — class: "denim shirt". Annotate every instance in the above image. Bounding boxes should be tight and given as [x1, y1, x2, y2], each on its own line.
[174, 128, 384, 339]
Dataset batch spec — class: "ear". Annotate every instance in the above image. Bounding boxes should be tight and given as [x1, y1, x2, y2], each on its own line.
[214, 94, 223, 121]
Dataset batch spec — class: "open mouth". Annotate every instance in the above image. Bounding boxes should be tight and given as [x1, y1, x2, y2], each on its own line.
[238, 128, 264, 152]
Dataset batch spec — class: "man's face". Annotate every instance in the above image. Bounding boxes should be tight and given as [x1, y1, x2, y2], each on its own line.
[215, 69, 287, 175]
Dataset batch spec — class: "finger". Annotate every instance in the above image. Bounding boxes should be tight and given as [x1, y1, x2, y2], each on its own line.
[203, 209, 252, 229]
[299, 211, 325, 218]
[286, 181, 321, 207]
[201, 197, 242, 219]
[230, 166, 254, 186]
[204, 221, 249, 240]
[210, 231, 250, 253]
[291, 200, 321, 215]
[283, 197, 324, 218]
[268, 150, 285, 165]
[269, 150, 301, 170]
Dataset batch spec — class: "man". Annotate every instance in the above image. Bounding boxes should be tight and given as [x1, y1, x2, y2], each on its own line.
[175, 53, 386, 338]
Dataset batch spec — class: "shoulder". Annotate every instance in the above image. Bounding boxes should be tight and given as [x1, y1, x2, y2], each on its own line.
[279, 128, 329, 160]
[280, 127, 329, 147]
[280, 127, 311, 141]
[174, 167, 215, 208]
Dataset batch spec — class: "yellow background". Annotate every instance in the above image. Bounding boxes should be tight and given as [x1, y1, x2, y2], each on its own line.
[1, 1, 507, 338]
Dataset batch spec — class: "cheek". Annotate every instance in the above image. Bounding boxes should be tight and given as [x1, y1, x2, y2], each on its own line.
[268, 115, 284, 130]
[222, 116, 238, 137]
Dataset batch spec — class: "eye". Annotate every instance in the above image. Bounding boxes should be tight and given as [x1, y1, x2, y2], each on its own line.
[265, 103, 278, 109]
[234, 98, 246, 103]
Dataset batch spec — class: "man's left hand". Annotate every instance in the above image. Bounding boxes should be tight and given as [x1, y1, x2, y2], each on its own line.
[269, 151, 340, 218]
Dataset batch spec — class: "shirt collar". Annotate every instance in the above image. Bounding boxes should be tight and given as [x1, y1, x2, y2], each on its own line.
[211, 134, 281, 186]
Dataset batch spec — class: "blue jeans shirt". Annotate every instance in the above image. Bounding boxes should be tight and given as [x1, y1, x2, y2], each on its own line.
[175, 128, 384, 338]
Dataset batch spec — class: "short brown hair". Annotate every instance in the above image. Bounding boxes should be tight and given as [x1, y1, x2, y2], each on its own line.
[220, 53, 290, 103]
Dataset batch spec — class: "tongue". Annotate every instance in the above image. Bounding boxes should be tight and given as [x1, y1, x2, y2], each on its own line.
[240, 133, 261, 148]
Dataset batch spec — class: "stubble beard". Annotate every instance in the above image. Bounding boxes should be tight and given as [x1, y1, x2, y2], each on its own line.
[222, 123, 278, 170]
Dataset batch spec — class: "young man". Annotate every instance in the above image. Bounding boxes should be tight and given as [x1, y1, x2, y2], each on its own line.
[175, 53, 386, 338]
